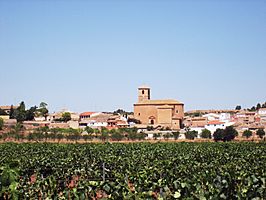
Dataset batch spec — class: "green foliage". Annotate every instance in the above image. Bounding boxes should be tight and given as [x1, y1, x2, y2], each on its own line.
[185, 130, 198, 140]
[25, 106, 37, 121]
[9, 105, 15, 119]
[256, 129, 265, 139]
[213, 129, 224, 142]
[243, 130, 252, 139]
[153, 133, 161, 140]
[0, 109, 8, 115]
[38, 102, 49, 118]
[146, 126, 154, 131]
[110, 131, 123, 141]
[163, 132, 173, 140]
[85, 126, 94, 134]
[0, 143, 265, 199]
[200, 129, 212, 139]
[223, 126, 238, 141]
[172, 131, 180, 140]
[213, 127, 238, 142]
[235, 105, 241, 110]
[0, 118, 4, 130]
[62, 112, 71, 122]
[12, 102, 26, 122]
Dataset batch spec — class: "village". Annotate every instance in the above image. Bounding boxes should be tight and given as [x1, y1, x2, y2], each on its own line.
[0, 86, 265, 141]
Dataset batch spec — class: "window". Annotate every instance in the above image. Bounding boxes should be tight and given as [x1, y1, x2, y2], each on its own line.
[142, 90, 145, 94]
[176, 110, 179, 113]
[138, 113, 140, 116]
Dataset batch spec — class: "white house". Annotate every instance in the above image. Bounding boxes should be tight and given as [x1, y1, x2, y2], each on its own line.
[205, 120, 235, 133]
[258, 108, 266, 116]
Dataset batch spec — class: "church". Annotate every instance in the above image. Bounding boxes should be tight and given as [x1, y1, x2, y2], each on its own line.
[134, 86, 184, 130]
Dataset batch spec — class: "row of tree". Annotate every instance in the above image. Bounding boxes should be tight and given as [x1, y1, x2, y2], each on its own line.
[8, 102, 49, 122]
[0, 125, 147, 142]
[235, 102, 266, 111]
[183, 126, 265, 141]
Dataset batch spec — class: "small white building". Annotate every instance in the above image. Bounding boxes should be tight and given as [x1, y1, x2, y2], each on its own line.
[258, 108, 266, 116]
[205, 120, 235, 133]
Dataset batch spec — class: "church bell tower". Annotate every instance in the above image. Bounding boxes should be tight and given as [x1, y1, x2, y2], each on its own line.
[138, 85, 151, 102]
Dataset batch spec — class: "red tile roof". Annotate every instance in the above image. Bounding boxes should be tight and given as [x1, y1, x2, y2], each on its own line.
[207, 120, 225, 125]
[80, 112, 96, 116]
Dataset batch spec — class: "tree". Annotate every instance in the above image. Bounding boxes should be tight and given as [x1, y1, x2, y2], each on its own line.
[213, 129, 224, 142]
[0, 117, 4, 130]
[243, 130, 252, 139]
[223, 126, 238, 141]
[9, 105, 15, 119]
[100, 127, 109, 142]
[256, 103, 261, 110]
[213, 126, 238, 142]
[13, 102, 26, 122]
[250, 106, 256, 111]
[200, 129, 212, 139]
[235, 105, 241, 110]
[163, 132, 173, 140]
[184, 130, 198, 140]
[172, 131, 180, 140]
[0, 109, 7, 115]
[153, 133, 161, 140]
[85, 126, 94, 134]
[136, 132, 146, 140]
[38, 102, 49, 119]
[146, 126, 154, 131]
[25, 106, 37, 121]
[111, 131, 123, 141]
[256, 129, 265, 139]
[62, 112, 71, 122]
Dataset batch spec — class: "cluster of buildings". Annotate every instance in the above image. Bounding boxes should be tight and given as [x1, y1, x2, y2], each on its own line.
[0, 107, 130, 131]
[1, 86, 266, 137]
[184, 108, 266, 136]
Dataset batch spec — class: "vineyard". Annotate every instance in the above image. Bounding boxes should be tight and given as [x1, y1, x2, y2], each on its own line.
[0, 142, 265, 199]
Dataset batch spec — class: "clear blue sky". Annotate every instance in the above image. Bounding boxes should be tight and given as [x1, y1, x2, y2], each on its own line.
[0, 0, 265, 112]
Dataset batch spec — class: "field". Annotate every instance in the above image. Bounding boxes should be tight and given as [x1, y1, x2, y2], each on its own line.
[0, 142, 265, 199]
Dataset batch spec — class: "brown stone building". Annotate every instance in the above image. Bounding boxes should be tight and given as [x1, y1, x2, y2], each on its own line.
[134, 86, 184, 130]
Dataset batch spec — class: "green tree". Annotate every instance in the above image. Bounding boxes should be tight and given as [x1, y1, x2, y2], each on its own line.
[243, 130, 252, 139]
[9, 105, 15, 119]
[111, 131, 123, 141]
[62, 112, 71, 122]
[213, 129, 224, 142]
[100, 127, 109, 142]
[0, 117, 4, 130]
[250, 106, 256, 111]
[163, 132, 173, 140]
[153, 133, 161, 140]
[85, 126, 94, 134]
[13, 102, 26, 122]
[38, 102, 49, 119]
[146, 126, 154, 131]
[200, 129, 212, 139]
[0, 109, 7, 115]
[235, 105, 241, 110]
[185, 130, 198, 140]
[223, 126, 238, 141]
[256, 103, 261, 110]
[172, 131, 180, 140]
[256, 129, 265, 139]
[25, 106, 37, 121]
[136, 132, 146, 140]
